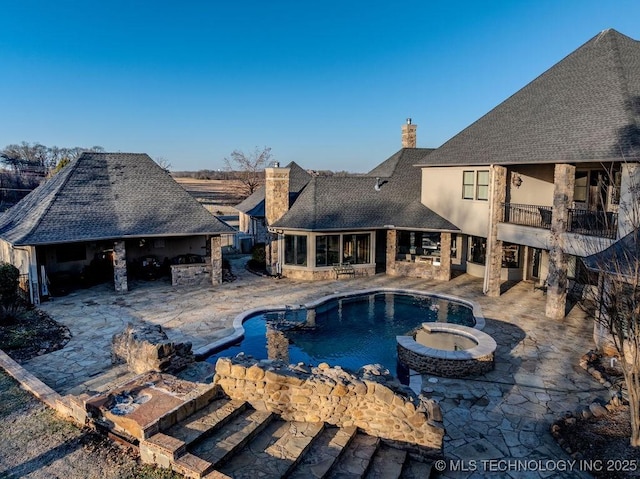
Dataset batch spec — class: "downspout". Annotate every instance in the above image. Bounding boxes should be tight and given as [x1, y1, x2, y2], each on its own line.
[483, 165, 496, 294]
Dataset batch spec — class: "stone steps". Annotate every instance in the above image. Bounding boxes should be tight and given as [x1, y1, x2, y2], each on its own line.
[326, 434, 380, 478]
[289, 425, 358, 479]
[140, 397, 435, 479]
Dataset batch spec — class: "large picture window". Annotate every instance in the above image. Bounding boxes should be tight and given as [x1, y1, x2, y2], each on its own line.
[342, 234, 370, 264]
[315, 235, 340, 266]
[284, 235, 307, 266]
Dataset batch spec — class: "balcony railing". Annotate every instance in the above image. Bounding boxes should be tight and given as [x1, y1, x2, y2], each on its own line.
[567, 208, 618, 239]
[501, 203, 618, 239]
[502, 203, 552, 230]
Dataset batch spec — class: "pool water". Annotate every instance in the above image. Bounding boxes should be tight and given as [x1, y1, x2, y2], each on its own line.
[205, 292, 475, 376]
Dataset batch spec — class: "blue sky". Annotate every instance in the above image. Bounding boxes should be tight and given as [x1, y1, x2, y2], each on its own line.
[1, 1, 638, 172]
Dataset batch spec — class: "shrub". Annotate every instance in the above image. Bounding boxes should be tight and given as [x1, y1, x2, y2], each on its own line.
[251, 243, 266, 266]
[0, 263, 20, 305]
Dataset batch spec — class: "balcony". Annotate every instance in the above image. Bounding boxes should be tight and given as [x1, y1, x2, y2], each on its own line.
[502, 203, 552, 230]
[501, 203, 618, 239]
[567, 208, 618, 239]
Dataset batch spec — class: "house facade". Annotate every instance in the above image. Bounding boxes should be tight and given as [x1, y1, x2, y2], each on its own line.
[257, 29, 640, 320]
[0, 152, 235, 303]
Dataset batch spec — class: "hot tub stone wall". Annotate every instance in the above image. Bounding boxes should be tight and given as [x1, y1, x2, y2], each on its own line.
[213, 356, 444, 454]
[397, 342, 494, 378]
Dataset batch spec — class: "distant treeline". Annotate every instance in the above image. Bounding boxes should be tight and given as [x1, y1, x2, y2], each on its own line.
[171, 169, 361, 179]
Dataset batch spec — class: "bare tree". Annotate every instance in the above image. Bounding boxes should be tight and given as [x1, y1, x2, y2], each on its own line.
[224, 146, 273, 197]
[578, 160, 640, 446]
[154, 156, 172, 172]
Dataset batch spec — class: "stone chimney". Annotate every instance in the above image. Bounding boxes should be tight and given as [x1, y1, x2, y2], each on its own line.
[265, 165, 291, 225]
[401, 118, 417, 148]
[265, 164, 290, 276]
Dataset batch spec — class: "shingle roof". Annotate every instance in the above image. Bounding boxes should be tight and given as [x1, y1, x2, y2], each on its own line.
[235, 161, 312, 216]
[418, 29, 640, 167]
[0, 152, 235, 246]
[272, 149, 458, 231]
[583, 229, 639, 277]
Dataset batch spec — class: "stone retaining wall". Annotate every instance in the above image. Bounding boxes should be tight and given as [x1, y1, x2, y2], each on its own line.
[213, 357, 444, 453]
[170, 263, 211, 286]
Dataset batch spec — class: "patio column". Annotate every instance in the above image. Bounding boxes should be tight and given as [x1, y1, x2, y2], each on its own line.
[386, 230, 397, 275]
[545, 164, 575, 319]
[113, 240, 128, 293]
[486, 165, 507, 296]
[437, 232, 452, 281]
[210, 236, 222, 285]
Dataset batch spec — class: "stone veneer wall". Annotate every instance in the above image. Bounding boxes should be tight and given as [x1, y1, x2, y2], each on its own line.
[282, 265, 375, 280]
[214, 357, 444, 453]
[210, 236, 222, 285]
[397, 342, 494, 378]
[170, 263, 212, 286]
[386, 230, 452, 281]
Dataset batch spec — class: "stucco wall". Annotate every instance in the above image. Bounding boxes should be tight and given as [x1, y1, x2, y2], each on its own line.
[507, 165, 555, 205]
[0, 240, 31, 275]
[421, 167, 489, 237]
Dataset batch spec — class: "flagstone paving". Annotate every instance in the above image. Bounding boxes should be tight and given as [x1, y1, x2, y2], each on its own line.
[22, 256, 608, 478]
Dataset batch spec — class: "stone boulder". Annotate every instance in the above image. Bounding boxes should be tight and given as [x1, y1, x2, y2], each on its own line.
[112, 323, 194, 374]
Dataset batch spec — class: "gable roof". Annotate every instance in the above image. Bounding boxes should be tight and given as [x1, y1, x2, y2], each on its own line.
[419, 29, 640, 167]
[0, 152, 235, 246]
[272, 148, 458, 231]
[235, 161, 312, 217]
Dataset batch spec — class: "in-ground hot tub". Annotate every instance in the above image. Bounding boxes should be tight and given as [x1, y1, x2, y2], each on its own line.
[397, 323, 496, 378]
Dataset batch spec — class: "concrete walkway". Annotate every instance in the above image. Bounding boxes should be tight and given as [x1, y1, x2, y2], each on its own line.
[23, 256, 606, 478]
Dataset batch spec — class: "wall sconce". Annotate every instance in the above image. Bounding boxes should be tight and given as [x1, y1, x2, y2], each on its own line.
[511, 173, 523, 188]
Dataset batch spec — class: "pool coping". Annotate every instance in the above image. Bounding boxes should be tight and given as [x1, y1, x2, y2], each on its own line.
[193, 287, 485, 359]
[396, 323, 497, 361]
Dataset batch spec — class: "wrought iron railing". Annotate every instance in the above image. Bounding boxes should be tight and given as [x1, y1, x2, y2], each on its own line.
[568, 209, 618, 239]
[501, 203, 618, 239]
[501, 203, 553, 230]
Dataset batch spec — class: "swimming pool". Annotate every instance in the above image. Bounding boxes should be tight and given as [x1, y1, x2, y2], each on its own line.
[204, 289, 482, 377]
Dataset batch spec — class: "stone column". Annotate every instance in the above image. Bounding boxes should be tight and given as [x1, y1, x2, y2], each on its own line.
[210, 236, 222, 285]
[545, 164, 575, 319]
[437, 232, 452, 281]
[113, 240, 128, 293]
[486, 165, 507, 296]
[386, 230, 397, 275]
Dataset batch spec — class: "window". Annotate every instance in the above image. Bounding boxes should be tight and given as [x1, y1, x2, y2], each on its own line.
[468, 236, 486, 264]
[343, 234, 370, 264]
[462, 171, 474, 199]
[574, 171, 588, 202]
[502, 243, 520, 268]
[476, 171, 490, 200]
[315, 235, 340, 266]
[462, 170, 490, 200]
[284, 235, 307, 266]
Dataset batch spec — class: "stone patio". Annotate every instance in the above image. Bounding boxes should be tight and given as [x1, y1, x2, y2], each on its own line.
[22, 256, 606, 478]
